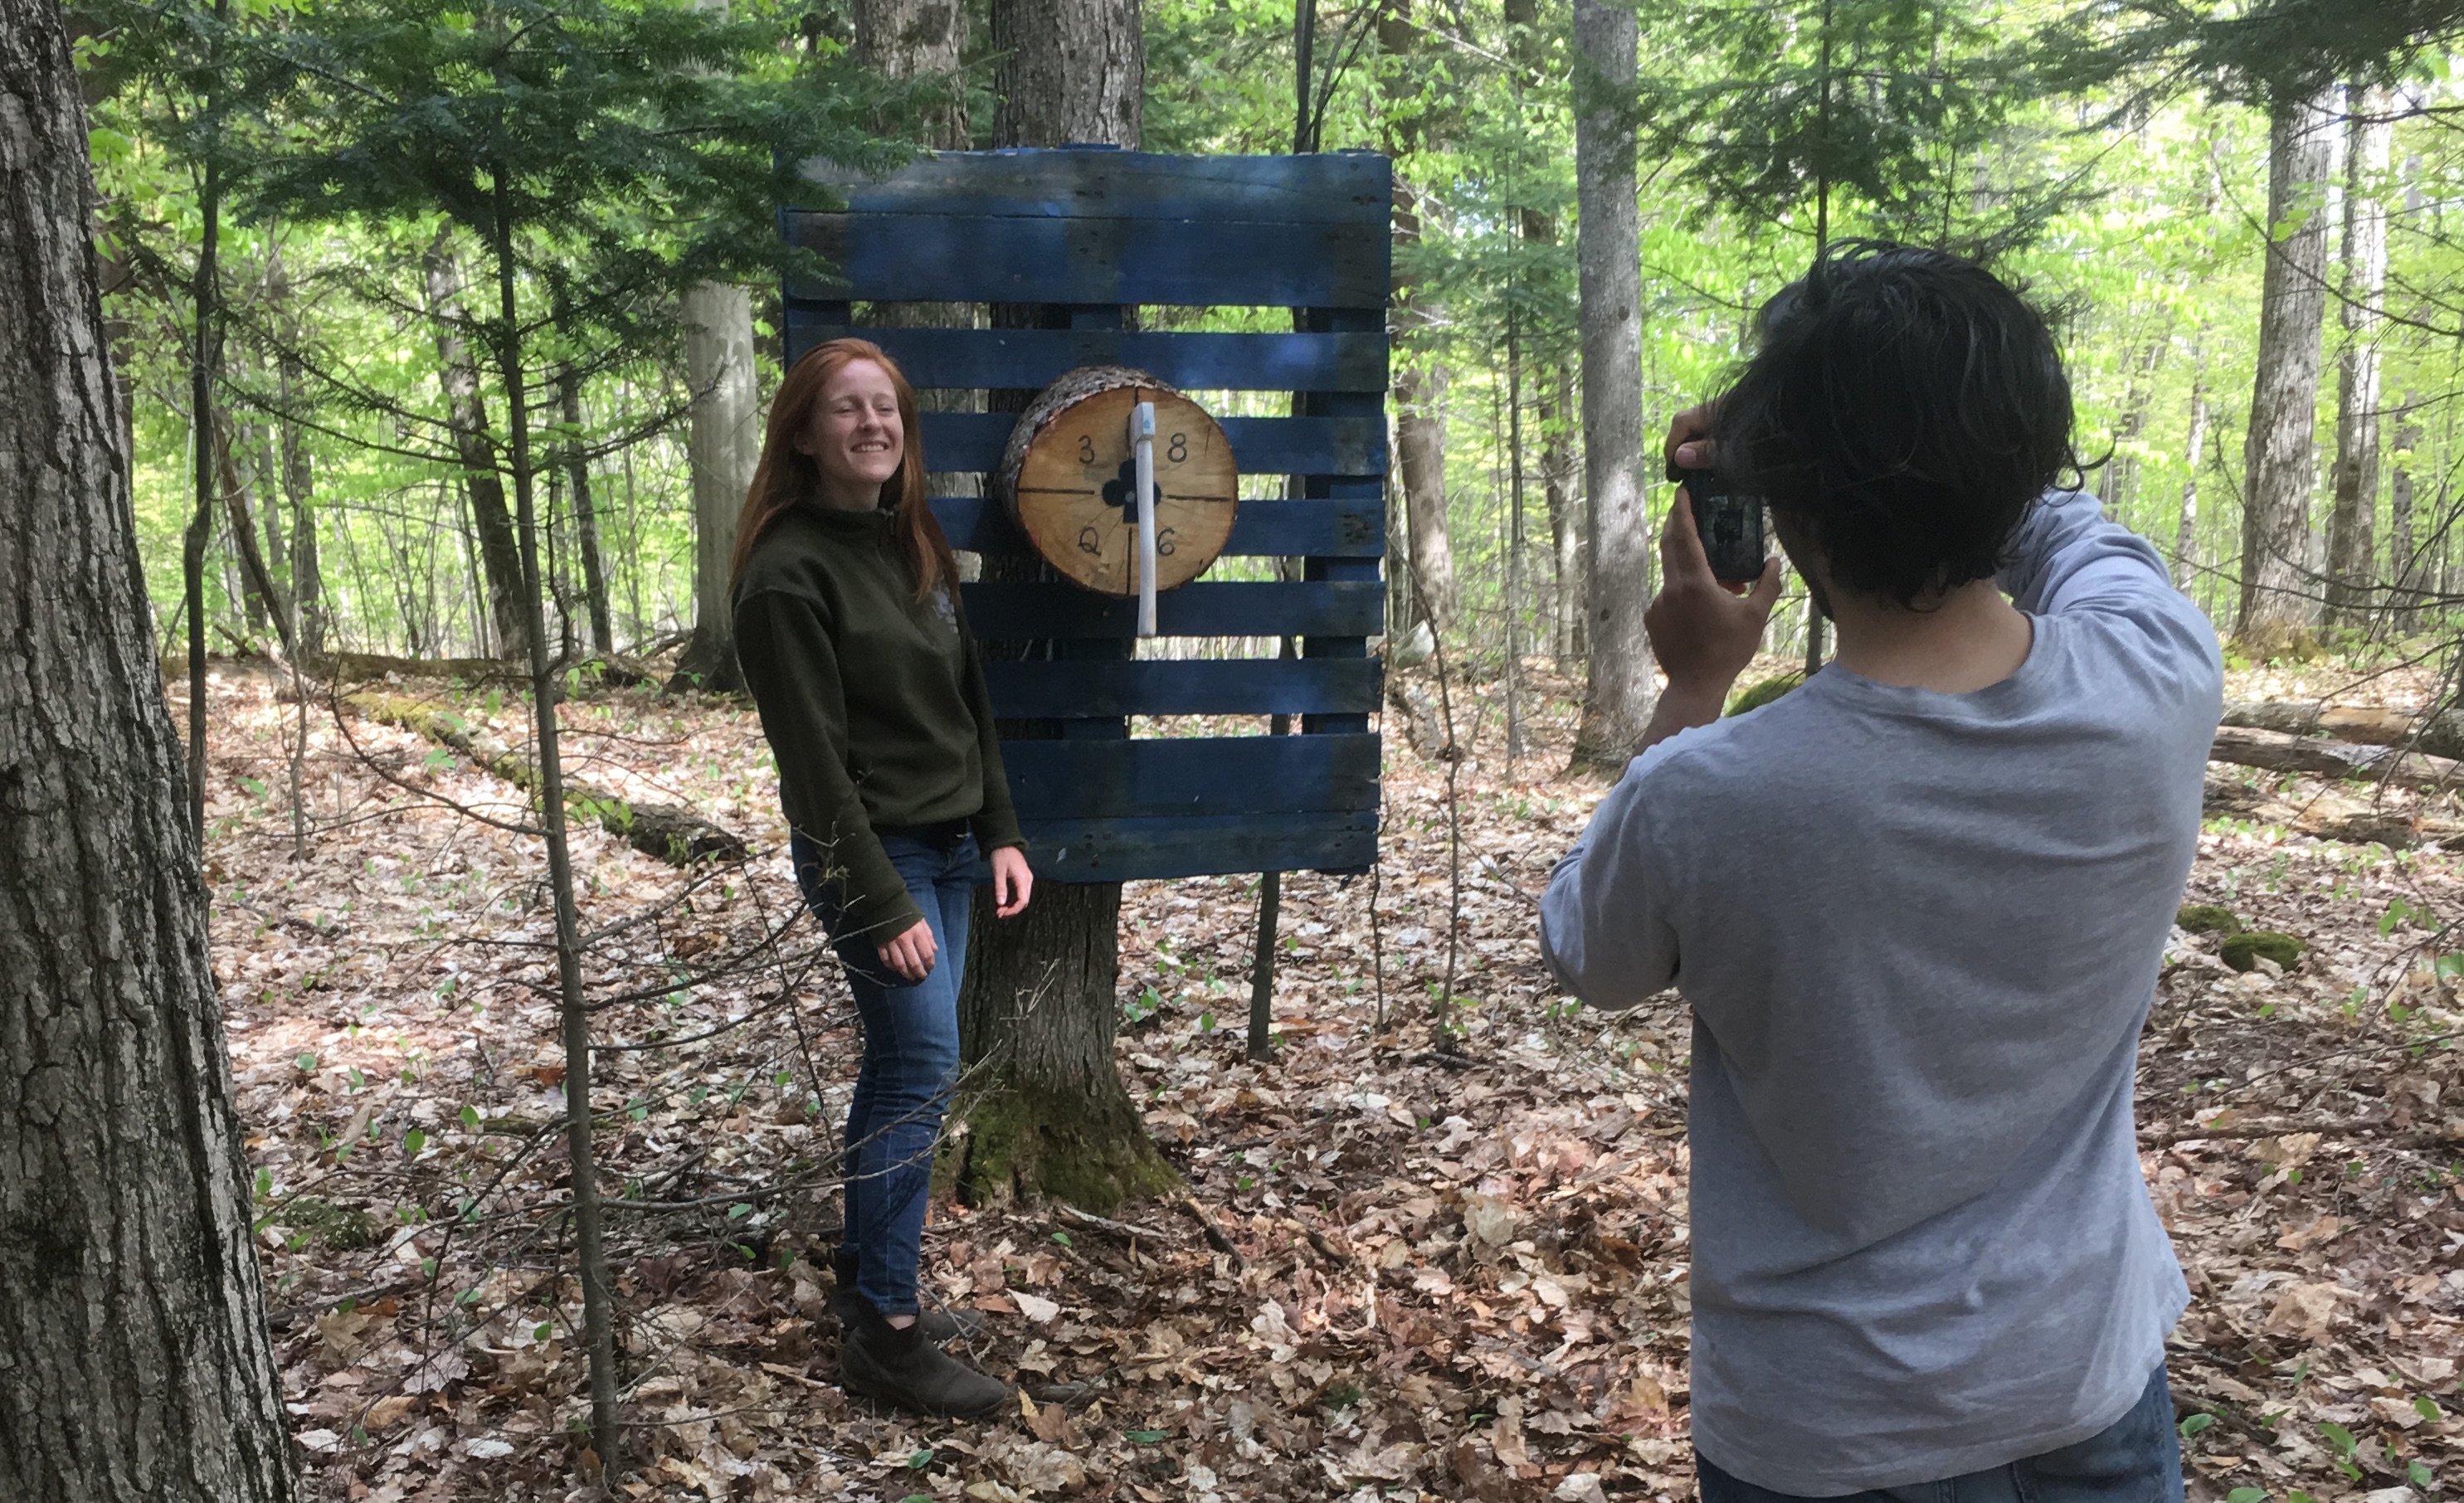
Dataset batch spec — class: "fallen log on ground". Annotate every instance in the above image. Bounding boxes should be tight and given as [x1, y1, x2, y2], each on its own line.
[2208, 725, 2464, 795]
[344, 690, 746, 866]
[2202, 773, 2464, 849]
[2222, 699, 2464, 761]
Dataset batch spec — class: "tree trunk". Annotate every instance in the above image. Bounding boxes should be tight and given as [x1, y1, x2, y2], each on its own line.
[670, 282, 759, 690]
[1378, 3, 1456, 633]
[2101, 328, 2166, 514]
[991, 0, 1141, 146]
[558, 364, 616, 652]
[421, 233, 530, 659]
[670, 0, 762, 693]
[483, 167, 622, 1465]
[1570, 0, 1653, 769]
[2236, 85, 2337, 647]
[950, 0, 1171, 1213]
[2387, 156, 2425, 630]
[0, 5, 299, 1496]
[2174, 325, 2210, 592]
[215, 411, 290, 646]
[1545, 362, 1582, 668]
[855, 0, 989, 577]
[2325, 83, 2391, 627]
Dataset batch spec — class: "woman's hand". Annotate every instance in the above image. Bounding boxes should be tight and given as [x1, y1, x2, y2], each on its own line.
[877, 919, 937, 983]
[991, 846, 1034, 918]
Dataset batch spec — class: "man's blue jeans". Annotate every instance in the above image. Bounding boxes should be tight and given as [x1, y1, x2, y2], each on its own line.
[791, 824, 981, 1319]
[1697, 1364, 2184, 1503]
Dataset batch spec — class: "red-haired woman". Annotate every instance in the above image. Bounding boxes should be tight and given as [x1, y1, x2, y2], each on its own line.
[731, 338, 1030, 1418]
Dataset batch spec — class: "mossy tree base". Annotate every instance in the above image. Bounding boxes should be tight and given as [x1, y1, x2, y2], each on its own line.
[950, 880, 1180, 1214]
[942, 1077, 1179, 1214]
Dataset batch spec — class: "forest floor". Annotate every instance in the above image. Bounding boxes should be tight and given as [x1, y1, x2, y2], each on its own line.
[181, 650, 2463, 1503]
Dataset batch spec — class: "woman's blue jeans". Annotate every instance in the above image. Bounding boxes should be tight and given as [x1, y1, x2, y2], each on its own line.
[791, 824, 981, 1319]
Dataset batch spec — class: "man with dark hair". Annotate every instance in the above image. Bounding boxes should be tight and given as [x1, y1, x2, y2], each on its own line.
[1540, 241, 2220, 1499]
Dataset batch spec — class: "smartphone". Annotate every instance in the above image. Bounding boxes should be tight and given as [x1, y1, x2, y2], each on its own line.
[1665, 460, 1766, 585]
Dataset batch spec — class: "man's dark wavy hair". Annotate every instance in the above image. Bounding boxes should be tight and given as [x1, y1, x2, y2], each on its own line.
[1719, 239, 2087, 609]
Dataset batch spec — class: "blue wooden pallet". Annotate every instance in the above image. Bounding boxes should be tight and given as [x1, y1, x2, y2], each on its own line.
[783, 148, 1390, 883]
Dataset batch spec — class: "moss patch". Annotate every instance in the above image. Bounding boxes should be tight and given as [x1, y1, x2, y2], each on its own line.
[2220, 931, 2305, 973]
[1726, 672, 1804, 717]
[943, 1082, 1179, 1214]
[2176, 903, 2242, 936]
[279, 1195, 380, 1251]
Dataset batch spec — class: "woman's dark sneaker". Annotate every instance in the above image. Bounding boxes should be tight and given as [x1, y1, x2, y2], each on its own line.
[839, 1301, 1012, 1419]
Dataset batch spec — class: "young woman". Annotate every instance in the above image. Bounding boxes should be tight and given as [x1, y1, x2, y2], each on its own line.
[730, 338, 1031, 1418]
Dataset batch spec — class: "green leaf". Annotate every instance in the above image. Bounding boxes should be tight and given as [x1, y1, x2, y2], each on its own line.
[459, 1105, 480, 1131]
[403, 1129, 426, 1158]
[907, 1447, 935, 1469]
[2227, 1490, 2267, 1503]
[1126, 1429, 1168, 1443]
[2319, 1421, 2357, 1457]
[1050, 1230, 1074, 1248]
[295, 1051, 318, 1072]
[2179, 1413, 2215, 1438]
[2409, 1461, 2433, 1489]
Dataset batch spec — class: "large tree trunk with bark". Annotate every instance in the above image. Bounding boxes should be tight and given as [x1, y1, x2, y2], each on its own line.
[422, 235, 530, 659]
[2236, 85, 2337, 647]
[0, 7, 299, 1497]
[2325, 83, 2391, 627]
[951, 0, 1172, 1213]
[1570, 0, 1653, 769]
[671, 284, 757, 688]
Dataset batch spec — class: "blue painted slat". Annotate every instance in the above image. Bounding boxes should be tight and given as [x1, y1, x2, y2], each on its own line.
[794, 149, 1391, 226]
[1299, 305, 1385, 734]
[917, 411, 1383, 476]
[999, 734, 1378, 820]
[932, 494, 1381, 558]
[1020, 811, 1378, 883]
[785, 318, 1388, 393]
[981, 659, 1381, 717]
[962, 580, 1382, 640]
[784, 213, 1387, 309]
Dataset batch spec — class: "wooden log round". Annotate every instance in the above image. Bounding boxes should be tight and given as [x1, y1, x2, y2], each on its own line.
[995, 365, 1237, 596]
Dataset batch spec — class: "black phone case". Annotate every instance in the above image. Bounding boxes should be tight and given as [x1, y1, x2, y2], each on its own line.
[1668, 463, 1766, 584]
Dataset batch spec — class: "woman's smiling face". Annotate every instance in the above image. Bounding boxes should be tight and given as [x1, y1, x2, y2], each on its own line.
[802, 357, 904, 505]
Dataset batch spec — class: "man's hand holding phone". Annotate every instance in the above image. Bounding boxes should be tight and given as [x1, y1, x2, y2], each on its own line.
[1646, 406, 1784, 722]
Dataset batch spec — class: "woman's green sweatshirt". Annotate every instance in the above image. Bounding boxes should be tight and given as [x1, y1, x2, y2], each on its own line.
[733, 503, 1023, 939]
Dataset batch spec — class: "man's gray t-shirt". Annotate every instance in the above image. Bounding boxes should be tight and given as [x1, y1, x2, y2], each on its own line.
[1540, 490, 2220, 1496]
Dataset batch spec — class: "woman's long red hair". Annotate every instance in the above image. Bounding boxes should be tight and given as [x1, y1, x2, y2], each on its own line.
[728, 338, 961, 602]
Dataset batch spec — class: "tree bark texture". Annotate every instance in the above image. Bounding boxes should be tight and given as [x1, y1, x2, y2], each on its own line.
[991, 0, 1141, 147]
[421, 236, 530, 659]
[854, 0, 969, 147]
[2325, 84, 2390, 626]
[671, 280, 759, 692]
[0, 5, 300, 1496]
[952, 0, 1176, 1213]
[2236, 85, 2337, 644]
[1570, 0, 1653, 769]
